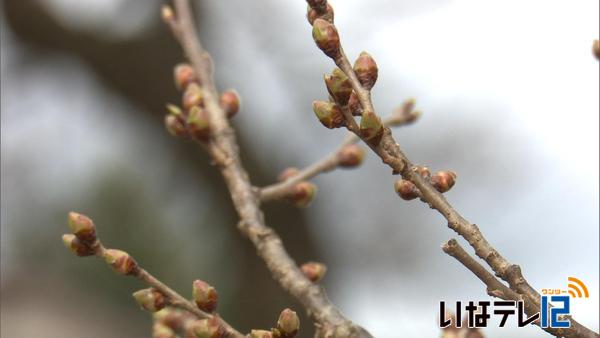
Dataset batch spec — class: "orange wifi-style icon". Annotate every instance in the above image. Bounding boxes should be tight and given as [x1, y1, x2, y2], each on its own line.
[567, 277, 589, 298]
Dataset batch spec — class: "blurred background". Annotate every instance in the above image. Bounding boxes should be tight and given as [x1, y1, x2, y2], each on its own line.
[1, 0, 598, 337]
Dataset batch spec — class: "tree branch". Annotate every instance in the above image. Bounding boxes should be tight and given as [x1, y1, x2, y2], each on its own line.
[306, 2, 599, 337]
[166, 1, 373, 336]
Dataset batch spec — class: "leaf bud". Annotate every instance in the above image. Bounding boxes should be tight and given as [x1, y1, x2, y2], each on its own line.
[67, 211, 96, 242]
[394, 179, 419, 200]
[183, 83, 204, 110]
[133, 288, 167, 312]
[353, 51, 378, 90]
[219, 90, 240, 118]
[187, 106, 211, 141]
[300, 262, 327, 282]
[174, 63, 197, 90]
[192, 280, 218, 313]
[312, 19, 340, 59]
[277, 308, 300, 337]
[289, 182, 317, 208]
[312, 101, 345, 129]
[307, 3, 334, 25]
[336, 144, 365, 168]
[431, 171, 457, 193]
[62, 234, 95, 257]
[359, 111, 383, 143]
[104, 249, 138, 275]
[165, 114, 187, 138]
[324, 68, 352, 105]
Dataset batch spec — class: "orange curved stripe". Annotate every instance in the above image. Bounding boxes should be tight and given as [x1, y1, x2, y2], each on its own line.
[568, 277, 589, 298]
[568, 284, 582, 298]
[568, 290, 577, 298]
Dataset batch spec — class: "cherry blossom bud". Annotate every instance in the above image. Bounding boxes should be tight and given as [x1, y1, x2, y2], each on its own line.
[348, 92, 362, 116]
[219, 90, 240, 119]
[190, 318, 224, 338]
[312, 101, 345, 129]
[359, 111, 383, 143]
[250, 330, 273, 338]
[278, 167, 300, 182]
[431, 171, 457, 193]
[353, 52, 378, 90]
[277, 308, 300, 337]
[192, 280, 218, 313]
[174, 63, 197, 90]
[289, 182, 317, 208]
[187, 106, 210, 141]
[166, 103, 183, 117]
[153, 322, 176, 338]
[165, 114, 187, 138]
[161, 5, 175, 25]
[62, 234, 95, 257]
[300, 262, 327, 282]
[67, 211, 96, 242]
[183, 83, 204, 110]
[104, 249, 138, 275]
[336, 144, 365, 168]
[324, 68, 352, 105]
[394, 179, 419, 200]
[307, 3, 334, 25]
[133, 288, 167, 312]
[312, 19, 340, 59]
[307, 0, 327, 12]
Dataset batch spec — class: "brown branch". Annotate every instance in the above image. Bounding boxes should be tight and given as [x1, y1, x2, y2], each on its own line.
[259, 103, 420, 202]
[307, 2, 599, 338]
[62, 214, 243, 338]
[441, 239, 584, 336]
[166, 1, 373, 337]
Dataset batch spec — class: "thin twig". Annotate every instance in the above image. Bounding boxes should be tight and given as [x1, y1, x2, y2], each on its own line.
[259, 106, 420, 202]
[87, 239, 244, 338]
[168, 1, 373, 337]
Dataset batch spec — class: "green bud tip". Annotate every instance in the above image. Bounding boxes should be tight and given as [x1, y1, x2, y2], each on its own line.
[250, 330, 273, 338]
[300, 262, 327, 282]
[62, 234, 96, 257]
[192, 280, 218, 313]
[104, 249, 138, 275]
[394, 179, 419, 200]
[336, 144, 366, 168]
[277, 308, 300, 337]
[164, 114, 187, 138]
[173, 63, 197, 90]
[190, 317, 224, 338]
[67, 211, 96, 242]
[165, 103, 183, 116]
[187, 106, 211, 141]
[153, 322, 176, 338]
[182, 83, 204, 110]
[219, 90, 240, 119]
[312, 19, 340, 59]
[312, 101, 345, 129]
[324, 68, 352, 105]
[359, 111, 383, 143]
[133, 288, 167, 313]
